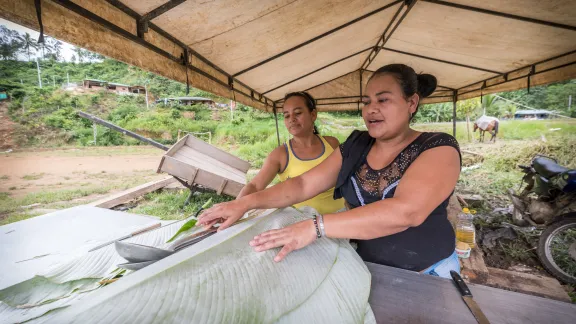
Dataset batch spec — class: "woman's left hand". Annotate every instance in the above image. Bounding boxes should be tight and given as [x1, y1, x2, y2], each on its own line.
[249, 219, 317, 262]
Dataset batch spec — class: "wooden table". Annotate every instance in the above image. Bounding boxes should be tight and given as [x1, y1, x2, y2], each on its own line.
[367, 263, 576, 323]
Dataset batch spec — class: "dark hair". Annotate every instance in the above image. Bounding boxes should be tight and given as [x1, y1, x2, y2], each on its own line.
[368, 64, 437, 120]
[284, 91, 319, 134]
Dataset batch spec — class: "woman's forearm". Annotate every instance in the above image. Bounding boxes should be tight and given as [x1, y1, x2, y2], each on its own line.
[239, 176, 310, 211]
[237, 183, 258, 199]
[323, 198, 420, 240]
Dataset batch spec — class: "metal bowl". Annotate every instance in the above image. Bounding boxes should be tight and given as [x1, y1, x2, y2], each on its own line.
[117, 260, 157, 271]
[115, 241, 173, 263]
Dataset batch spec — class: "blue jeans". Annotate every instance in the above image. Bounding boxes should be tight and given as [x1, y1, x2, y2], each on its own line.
[421, 251, 460, 279]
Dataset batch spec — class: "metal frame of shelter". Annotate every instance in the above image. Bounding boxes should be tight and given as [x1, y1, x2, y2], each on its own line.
[1, 0, 575, 143]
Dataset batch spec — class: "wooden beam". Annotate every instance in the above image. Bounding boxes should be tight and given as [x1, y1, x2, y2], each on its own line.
[89, 177, 177, 209]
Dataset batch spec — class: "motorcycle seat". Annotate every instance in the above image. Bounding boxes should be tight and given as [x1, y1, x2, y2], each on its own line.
[533, 157, 569, 178]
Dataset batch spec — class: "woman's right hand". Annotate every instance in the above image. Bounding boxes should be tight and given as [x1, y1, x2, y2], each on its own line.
[197, 200, 248, 232]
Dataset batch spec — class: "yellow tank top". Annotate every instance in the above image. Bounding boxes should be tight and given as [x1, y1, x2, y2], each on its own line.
[278, 135, 344, 215]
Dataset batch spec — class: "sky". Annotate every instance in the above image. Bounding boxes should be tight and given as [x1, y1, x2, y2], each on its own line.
[1, 18, 76, 61]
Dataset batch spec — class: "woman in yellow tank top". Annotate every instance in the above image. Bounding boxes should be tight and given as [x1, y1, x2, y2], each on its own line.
[237, 91, 344, 214]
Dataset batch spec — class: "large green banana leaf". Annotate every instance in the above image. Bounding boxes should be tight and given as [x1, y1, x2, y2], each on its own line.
[1, 207, 374, 323]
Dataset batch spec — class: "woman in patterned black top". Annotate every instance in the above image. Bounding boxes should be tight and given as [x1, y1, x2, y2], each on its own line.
[199, 64, 462, 278]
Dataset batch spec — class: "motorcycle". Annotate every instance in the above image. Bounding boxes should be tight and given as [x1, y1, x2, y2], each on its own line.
[508, 155, 576, 284]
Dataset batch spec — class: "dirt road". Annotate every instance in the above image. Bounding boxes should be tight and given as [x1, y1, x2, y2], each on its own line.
[0, 146, 166, 198]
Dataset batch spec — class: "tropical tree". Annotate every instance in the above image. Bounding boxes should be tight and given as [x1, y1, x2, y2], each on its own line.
[73, 46, 84, 63]
[16, 32, 39, 61]
[0, 26, 22, 60]
[457, 98, 480, 142]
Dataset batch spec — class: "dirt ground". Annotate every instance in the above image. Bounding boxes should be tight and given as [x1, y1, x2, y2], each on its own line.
[0, 146, 166, 198]
[0, 101, 16, 150]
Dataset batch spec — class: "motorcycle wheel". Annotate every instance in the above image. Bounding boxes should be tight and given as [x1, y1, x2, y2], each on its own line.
[537, 215, 576, 284]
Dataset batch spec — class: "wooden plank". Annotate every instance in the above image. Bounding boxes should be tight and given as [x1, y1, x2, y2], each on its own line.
[217, 179, 228, 195]
[89, 177, 176, 209]
[367, 262, 576, 324]
[160, 156, 198, 182]
[184, 135, 250, 173]
[461, 248, 489, 284]
[160, 156, 244, 197]
[165, 135, 188, 158]
[486, 267, 571, 302]
[172, 149, 245, 183]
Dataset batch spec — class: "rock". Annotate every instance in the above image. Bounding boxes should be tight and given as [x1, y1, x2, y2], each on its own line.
[482, 227, 517, 249]
[492, 205, 512, 215]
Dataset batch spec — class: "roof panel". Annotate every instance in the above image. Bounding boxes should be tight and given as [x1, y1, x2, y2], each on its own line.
[368, 49, 498, 88]
[169, 0, 396, 74]
[149, 0, 294, 45]
[122, 0, 168, 16]
[236, 3, 401, 93]
[266, 54, 365, 100]
[307, 71, 361, 99]
[446, 0, 576, 26]
[390, 1, 576, 73]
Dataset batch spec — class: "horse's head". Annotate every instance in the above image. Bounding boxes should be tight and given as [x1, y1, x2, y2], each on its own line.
[473, 123, 478, 132]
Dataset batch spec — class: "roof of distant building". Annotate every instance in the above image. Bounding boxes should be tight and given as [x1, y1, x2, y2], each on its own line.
[157, 97, 214, 102]
[515, 110, 553, 115]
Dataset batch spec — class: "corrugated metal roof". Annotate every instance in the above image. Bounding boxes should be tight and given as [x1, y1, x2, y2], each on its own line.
[515, 109, 553, 115]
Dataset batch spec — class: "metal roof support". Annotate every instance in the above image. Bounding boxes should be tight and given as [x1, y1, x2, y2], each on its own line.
[422, 0, 576, 31]
[381, 47, 502, 74]
[138, 0, 186, 38]
[358, 69, 363, 115]
[456, 50, 576, 94]
[261, 48, 371, 95]
[141, 0, 186, 22]
[452, 91, 457, 137]
[273, 102, 281, 146]
[457, 60, 576, 97]
[232, 0, 402, 77]
[361, 0, 419, 71]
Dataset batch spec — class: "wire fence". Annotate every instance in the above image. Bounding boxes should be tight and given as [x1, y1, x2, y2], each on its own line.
[177, 130, 212, 144]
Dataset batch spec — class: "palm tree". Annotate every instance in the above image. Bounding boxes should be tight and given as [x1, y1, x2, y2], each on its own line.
[480, 94, 502, 117]
[16, 32, 39, 61]
[73, 46, 85, 63]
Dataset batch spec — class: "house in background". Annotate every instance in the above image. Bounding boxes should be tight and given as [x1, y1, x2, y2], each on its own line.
[514, 110, 554, 120]
[82, 79, 107, 90]
[82, 79, 146, 96]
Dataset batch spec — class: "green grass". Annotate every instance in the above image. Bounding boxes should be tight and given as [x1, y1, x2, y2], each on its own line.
[0, 177, 156, 223]
[0, 175, 9, 181]
[130, 190, 232, 220]
[0, 211, 44, 226]
[21, 173, 46, 181]
[413, 119, 576, 143]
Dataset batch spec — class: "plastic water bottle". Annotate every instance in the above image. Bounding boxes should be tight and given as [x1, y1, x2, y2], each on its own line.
[456, 208, 476, 248]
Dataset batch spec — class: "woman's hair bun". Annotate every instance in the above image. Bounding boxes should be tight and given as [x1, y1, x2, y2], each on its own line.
[417, 74, 437, 98]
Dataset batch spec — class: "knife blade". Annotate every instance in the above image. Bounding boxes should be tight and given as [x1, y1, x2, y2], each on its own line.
[450, 270, 490, 324]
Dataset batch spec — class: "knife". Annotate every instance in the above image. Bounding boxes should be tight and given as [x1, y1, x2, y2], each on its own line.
[450, 270, 490, 324]
[88, 222, 161, 252]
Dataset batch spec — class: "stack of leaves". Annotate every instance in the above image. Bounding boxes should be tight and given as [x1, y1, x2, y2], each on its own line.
[1, 207, 374, 323]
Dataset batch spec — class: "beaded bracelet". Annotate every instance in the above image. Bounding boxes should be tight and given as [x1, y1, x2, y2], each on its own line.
[312, 217, 321, 239]
[317, 214, 326, 237]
